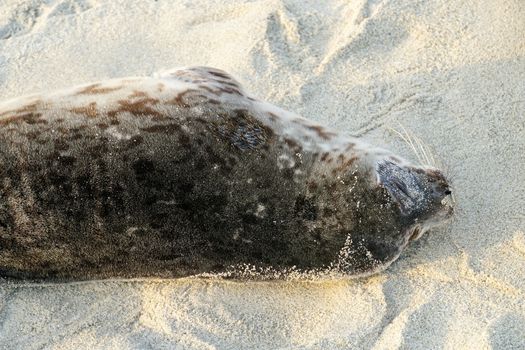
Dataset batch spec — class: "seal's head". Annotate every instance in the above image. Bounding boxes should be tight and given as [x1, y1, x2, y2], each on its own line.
[376, 159, 453, 241]
[325, 151, 454, 276]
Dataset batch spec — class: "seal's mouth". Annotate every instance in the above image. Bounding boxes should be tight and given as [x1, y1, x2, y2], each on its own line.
[408, 226, 422, 241]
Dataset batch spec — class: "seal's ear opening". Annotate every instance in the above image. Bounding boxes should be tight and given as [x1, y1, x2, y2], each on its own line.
[376, 160, 425, 217]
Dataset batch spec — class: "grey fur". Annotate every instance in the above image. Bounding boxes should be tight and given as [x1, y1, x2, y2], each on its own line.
[0, 70, 453, 281]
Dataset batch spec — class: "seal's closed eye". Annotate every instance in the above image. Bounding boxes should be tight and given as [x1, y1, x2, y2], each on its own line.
[376, 160, 425, 216]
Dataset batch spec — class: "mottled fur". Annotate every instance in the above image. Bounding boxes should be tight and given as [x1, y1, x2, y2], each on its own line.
[0, 67, 453, 281]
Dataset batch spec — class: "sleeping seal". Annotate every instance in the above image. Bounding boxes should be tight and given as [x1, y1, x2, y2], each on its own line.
[0, 67, 453, 281]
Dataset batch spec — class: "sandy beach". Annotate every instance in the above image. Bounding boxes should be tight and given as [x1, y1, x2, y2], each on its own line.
[0, 0, 524, 349]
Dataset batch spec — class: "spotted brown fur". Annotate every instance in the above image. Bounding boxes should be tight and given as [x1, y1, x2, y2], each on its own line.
[70, 102, 98, 118]
[108, 97, 162, 119]
[168, 89, 198, 107]
[77, 84, 122, 95]
[0, 67, 453, 281]
[0, 100, 42, 117]
[0, 112, 46, 126]
[306, 125, 337, 140]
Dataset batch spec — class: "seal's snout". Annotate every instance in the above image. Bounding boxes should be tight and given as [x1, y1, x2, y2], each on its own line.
[376, 160, 453, 220]
[423, 168, 453, 202]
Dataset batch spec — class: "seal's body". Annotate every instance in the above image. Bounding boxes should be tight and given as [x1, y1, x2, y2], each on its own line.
[0, 67, 452, 281]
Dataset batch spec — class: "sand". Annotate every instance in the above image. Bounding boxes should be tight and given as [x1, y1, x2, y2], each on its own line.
[0, 0, 524, 349]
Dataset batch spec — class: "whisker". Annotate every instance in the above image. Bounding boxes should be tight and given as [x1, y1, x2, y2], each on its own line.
[386, 125, 423, 165]
[420, 135, 437, 167]
[413, 133, 433, 167]
[398, 124, 429, 167]
[399, 123, 425, 166]
[413, 133, 431, 166]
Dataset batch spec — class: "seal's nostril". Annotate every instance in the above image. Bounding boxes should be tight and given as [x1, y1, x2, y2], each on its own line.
[444, 190, 451, 195]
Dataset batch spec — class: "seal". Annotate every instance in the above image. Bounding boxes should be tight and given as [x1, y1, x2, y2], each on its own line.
[0, 67, 453, 281]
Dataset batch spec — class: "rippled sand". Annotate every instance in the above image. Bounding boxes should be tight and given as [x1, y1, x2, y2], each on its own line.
[0, 0, 524, 348]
